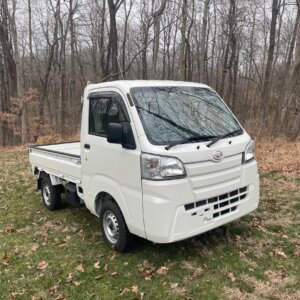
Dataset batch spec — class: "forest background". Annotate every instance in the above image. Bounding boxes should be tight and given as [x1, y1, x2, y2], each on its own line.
[0, 0, 300, 146]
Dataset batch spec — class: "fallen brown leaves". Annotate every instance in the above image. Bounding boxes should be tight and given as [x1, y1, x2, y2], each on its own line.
[73, 280, 83, 286]
[226, 272, 236, 282]
[275, 250, 288, 259]
[169, 282, 188, 297]
[157, 266, 169, 275]
[75, 263, 84, 273]
[2, 251, 11, 266]
[293, 250, 300, 258]
[257, 138, 300, 176]
[93, 261, 100, 269]
[36, 260, 49, 270]
[138, 260, 156, 280]
[65, 272, 84, 287]
[120, 287, 130, 296]
[5, 226, 15, 233]
[119, 285, 143, 298]
[31, 243, 40, 252]
[49, 280, 61, 295]
[181, 260, 204, 281]
[190, 267, 204, 281]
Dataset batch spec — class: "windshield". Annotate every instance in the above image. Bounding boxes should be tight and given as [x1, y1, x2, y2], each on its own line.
[130, 86, 242, 145]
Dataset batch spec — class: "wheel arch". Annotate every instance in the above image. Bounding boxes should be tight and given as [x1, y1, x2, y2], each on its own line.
[37, 171, 47, 190]
[95, 191, 117, 216]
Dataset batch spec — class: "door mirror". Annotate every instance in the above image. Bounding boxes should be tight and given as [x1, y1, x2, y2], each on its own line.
[107, 123, 123, 144]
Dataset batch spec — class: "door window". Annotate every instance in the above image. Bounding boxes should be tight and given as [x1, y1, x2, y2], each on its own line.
[89, 96, 128, 136]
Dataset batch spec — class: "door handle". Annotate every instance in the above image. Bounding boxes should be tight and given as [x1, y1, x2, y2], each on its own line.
[84, 144, 90, 149]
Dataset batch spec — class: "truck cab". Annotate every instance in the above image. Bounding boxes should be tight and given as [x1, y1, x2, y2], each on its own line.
[29, 80, 259, 252]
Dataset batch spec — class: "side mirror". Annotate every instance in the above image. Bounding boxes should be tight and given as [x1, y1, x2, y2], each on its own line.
[107, 123, 123, 144]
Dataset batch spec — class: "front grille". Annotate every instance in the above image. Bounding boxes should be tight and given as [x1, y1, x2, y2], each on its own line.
[184, 186, 249, 218]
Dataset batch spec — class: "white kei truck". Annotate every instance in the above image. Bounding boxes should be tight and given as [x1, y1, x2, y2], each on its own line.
[29, 80, 259, 252]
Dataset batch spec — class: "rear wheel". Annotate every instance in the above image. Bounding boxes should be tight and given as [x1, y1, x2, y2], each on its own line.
[41, 176, 61, 211]
[99, 199, 134, 252]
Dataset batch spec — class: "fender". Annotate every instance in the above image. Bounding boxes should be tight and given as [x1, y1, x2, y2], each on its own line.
[35, 168, 63, 189]
[85, 174, 146, 238]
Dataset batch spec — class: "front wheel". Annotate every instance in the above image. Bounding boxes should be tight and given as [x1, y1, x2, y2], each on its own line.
[99, 200, 134, 252]
[41, 176, 61, 211]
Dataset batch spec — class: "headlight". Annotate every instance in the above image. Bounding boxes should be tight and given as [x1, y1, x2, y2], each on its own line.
[141, 153, 186, 180]
[243, 140, 255, 164]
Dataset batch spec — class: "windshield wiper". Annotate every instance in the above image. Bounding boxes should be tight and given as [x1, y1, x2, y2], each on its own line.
[165, 135, 215, 150]
[206, 129, 243, 148]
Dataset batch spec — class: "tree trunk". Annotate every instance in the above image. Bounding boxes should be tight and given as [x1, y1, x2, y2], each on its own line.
[286, 9, 300, 73]
[121, 0, 133, 76]
[227, 0, 237, 108]
[200, 0, 210, 83]
[286, 1, 300, 139]
[179, 0, 187, 81]
[261, 0, 279, 114]
[107, 0, 123, 80]
[99, 0, 106, 79]
[69, 0, 76, 135]
[220, 39, 229, 98]
[142, 27, 149, 80]
[12, 0, 27, 144]
[0, 0, 17, 145]
[28, 0, 33, 86]
[37, 0, 60, 137]
[152, 0, 167, 78]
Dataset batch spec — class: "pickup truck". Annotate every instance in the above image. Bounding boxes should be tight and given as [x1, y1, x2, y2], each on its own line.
[29, 80, 259, 252]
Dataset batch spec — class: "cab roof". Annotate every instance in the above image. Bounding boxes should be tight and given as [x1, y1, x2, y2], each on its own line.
[84, 80, 211, 98]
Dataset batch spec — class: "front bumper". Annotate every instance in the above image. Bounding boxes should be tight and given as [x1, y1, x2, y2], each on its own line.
[142, 161, 259, 243]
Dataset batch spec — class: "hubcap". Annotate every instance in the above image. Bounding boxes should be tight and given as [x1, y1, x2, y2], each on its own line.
[103, 210, 119, 244]
[42, 184, 51, 206]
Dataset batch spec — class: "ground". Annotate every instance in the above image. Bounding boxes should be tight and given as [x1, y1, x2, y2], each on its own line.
[0, 139, 299, 300]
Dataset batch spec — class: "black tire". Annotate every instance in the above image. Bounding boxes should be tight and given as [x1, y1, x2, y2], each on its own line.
[99, 199, 135, 252]
[41, 176, 61, 211]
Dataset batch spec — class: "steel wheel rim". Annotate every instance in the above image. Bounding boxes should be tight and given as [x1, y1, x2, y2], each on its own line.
[43, 184, 51, 206]
[103, 210, 119, 244]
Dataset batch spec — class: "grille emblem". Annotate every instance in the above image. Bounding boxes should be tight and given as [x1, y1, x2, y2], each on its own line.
[213, 150, 223, 162]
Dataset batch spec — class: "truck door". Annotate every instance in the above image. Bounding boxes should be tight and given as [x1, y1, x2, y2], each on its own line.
[81, 91, 144, 238]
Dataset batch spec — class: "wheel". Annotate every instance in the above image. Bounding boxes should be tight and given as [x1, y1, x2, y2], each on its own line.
[99, 200, 134, 252]
[41, 176, 61, 211]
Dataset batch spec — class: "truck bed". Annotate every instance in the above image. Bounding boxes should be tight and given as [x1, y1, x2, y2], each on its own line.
[29, 142, 81, 183]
